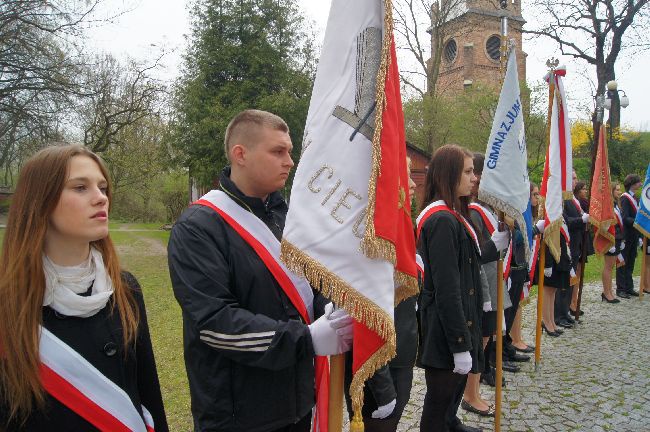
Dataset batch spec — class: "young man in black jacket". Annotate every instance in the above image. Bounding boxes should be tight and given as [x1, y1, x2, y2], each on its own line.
[616, 173, 643, 298]
[168, 110, 353, 432]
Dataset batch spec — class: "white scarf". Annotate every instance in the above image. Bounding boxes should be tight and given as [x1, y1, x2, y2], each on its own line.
[42, 247, 114, 317]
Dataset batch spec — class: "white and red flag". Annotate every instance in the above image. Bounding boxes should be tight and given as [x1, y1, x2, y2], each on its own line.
[540, 67, 573, 262]
[280, 0, 418, 424]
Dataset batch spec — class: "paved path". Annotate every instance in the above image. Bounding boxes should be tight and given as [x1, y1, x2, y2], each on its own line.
[397, 277, 650, 431]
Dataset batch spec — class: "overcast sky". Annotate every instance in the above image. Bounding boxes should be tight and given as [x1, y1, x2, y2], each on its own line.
[87, 0, 649, 131]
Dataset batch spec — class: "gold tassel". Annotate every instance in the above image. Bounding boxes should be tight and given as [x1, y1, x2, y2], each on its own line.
[350, 411, 365, 432]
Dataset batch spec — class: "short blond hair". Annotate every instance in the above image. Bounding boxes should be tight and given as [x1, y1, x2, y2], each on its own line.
[224, 110, 289, 161]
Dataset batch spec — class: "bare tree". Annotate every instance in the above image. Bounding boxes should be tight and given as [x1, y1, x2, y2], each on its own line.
[75, 53, 167, 153]
[394, 0, 476, 96]
[524, 0, 650, 135]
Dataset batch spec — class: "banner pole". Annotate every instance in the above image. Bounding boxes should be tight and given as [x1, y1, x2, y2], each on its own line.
[328, 354, 345, 432]
[640, 237, 647, 300]
[494, 212, 507, 432]
[535, 241, 546, 370]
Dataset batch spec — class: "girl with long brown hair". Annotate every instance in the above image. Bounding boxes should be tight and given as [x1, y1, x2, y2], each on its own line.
[601, 182, 624, 302]
[416, 144, 484, 432]
[0, 145, 168, 431]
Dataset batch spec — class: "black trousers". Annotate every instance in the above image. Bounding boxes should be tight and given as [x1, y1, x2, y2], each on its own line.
[505, 268, 527, 334]
[271, 413, 311, 432]
[616, 239, 638, 293]
[420, 368, 466, 432]
[554, 283, 572, 322]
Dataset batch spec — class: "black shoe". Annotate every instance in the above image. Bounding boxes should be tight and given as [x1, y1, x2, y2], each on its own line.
[569, 307, 585, 315]
[506, 352, 531, 362]
[617, 291, 631, 299]
[628, 290, 640, 297]
[450, 422, 484, 432]
[501, 361, 521, 373]
[515, 344, 535, 353]
[479, 369, 505, 387]
[601, 293, 618, 303]
[557, 319, 574, 329]
[541, 322, 560, 337]
[461, 400, 496, 417]
[565, 315, 576, 324]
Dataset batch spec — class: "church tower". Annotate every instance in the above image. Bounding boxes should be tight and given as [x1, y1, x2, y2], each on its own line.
[430, 0, 527, 95]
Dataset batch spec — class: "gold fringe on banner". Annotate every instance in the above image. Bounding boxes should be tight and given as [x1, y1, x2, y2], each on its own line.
[349, 337, 396, 421]
[361, 0, 397, 265]
[634, 208, 650, 239]
[543, 217, 563, 263]
[478, 190, 532, 264]
[562, 191, 574, 200]
[394, 271, 419, 306]
[280, 241, 397, 343]
[280, 240, 397, 432]
[590, 217, 616, 253]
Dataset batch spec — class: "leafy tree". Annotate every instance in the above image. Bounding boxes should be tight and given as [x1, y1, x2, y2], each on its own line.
[172, 0, 315, 187]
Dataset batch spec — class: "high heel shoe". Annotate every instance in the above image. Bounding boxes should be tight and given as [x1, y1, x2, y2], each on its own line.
[601, 293, 621, 304]
[541, 322, 560, 337]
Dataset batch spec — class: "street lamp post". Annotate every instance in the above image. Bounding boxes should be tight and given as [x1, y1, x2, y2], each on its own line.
[603, 80, 630, 140]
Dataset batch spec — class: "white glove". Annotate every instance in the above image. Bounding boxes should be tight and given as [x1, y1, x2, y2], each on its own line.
[491, 230, 510, 251]
[452, 351, 472, 375]
[371, 399, 397, 419]
[640, 238, 644, 248]
[620, 241, 626, 250]
[535, 219, 546, 234]
[608, 246, 616, 254]
[544, 267, 552, 278]
[570, 268, 576, 278]
[308, 303, 353, 355]
[617, 253, 625, 265]
[501, 313, 507, 335]
[581, 213, 590, 223]
[483, 301, 492, 312]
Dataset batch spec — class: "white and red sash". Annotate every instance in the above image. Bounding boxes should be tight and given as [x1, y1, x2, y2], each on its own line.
[469, 202, 512, 279]
[614, 207, 624, 229]
[415, 253, 424, 278]
[39, 327, 154, 432]
[622, 192, 639, 213]
[417, 200, 481, 256]
[571, 198, 583, 215]
[194, 190, 327, 432]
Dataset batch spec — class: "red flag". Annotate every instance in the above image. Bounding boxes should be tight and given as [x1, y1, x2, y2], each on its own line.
[589, 124, 616, 254]
[364, 38, 419, 304]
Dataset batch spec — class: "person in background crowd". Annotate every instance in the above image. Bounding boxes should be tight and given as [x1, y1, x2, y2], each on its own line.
[559, 177, 588, 326]
[417, 144, 484, 432]
[510, 183, 540, 353]
[461, 153, 510, 418]
[0, 145, 169, 432]
[601, 183, 624, 303]
[616, 174, 643, 298]
[343, 157, 419, 432]
[168, 110, 353, 432]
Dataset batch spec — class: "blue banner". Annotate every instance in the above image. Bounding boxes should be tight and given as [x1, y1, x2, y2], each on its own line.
[634, 163, 650, 238]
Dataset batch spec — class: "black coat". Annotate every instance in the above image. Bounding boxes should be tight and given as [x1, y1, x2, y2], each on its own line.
[620, 193, 640, 242]
[563, 199, 586, 262]
[416, 210, 484, 373]
[1, 272, 169, 432]
[168, 168, 318, 432]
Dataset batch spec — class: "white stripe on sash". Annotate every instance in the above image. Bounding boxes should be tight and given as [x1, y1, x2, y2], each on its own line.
[39, 327, 153, 432]
[199, 190, 314, 321]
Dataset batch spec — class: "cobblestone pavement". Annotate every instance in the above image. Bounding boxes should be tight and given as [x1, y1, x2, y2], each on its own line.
[397, 277, 650, 432]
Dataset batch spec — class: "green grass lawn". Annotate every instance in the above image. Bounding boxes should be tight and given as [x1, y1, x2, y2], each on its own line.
[0, 224, 647, 431]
